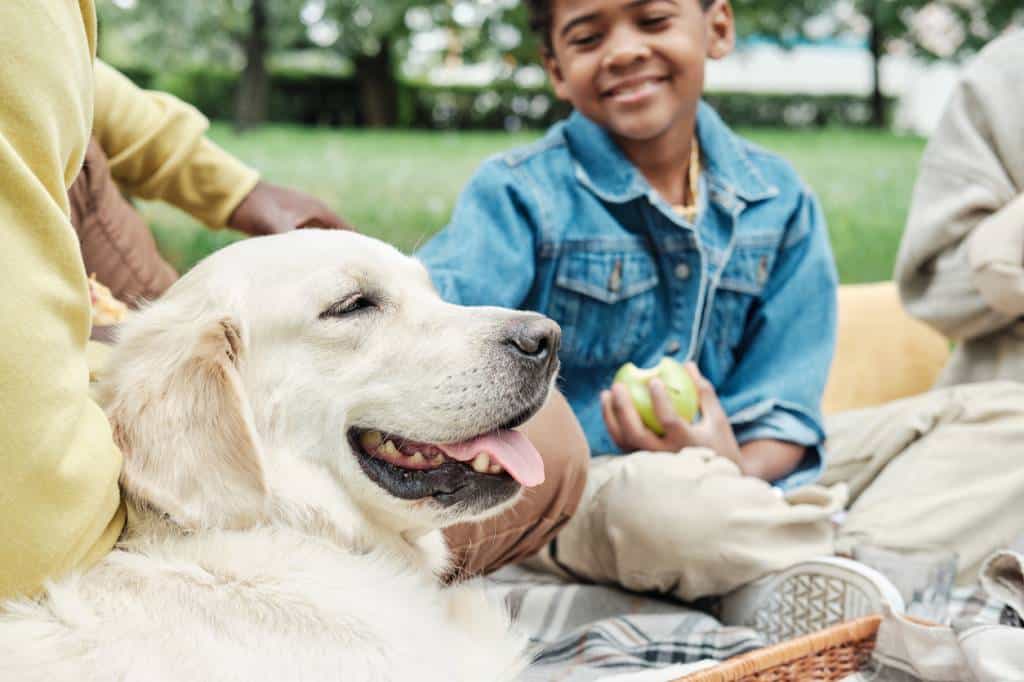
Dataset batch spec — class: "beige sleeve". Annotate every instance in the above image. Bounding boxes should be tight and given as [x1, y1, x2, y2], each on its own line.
[895, 35, 1024, 341]
[93, 60, 260, 228]
[966, 194, 1024, 319]
[0, 0, 124, 600]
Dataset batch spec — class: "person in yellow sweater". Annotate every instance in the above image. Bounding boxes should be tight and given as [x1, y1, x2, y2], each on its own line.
[0, 2, 358, 601]
[1, 0, 590, 602]
[0, 0, 123, 601]
[74, 60, 351, 307]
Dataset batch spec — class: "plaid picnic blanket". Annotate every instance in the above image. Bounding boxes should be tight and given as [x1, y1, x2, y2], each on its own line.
[483, 565, 1007, 682]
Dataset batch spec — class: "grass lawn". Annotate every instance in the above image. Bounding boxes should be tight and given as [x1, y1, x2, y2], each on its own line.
[145, 124, 926, 284]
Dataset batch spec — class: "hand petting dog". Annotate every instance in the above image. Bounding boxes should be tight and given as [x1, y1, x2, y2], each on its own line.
[228, 180, 354, 235]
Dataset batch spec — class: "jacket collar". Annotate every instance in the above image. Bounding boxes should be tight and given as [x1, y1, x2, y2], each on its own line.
[564, 102, 779, 208]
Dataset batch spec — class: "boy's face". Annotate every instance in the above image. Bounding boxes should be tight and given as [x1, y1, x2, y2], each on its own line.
[544, 0, 734, 145]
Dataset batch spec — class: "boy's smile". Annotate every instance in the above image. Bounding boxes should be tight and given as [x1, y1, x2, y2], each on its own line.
[545, 0, 733, 174]
[602, 74, 671, 104]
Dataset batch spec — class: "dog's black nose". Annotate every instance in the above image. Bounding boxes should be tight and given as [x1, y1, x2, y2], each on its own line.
[504, 316, 561, 365]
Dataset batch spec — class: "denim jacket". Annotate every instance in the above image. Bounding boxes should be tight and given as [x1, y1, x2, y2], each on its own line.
[417, 104, 838, 490]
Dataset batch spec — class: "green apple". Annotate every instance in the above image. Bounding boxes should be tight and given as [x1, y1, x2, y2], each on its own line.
[613, 357, 699, 435]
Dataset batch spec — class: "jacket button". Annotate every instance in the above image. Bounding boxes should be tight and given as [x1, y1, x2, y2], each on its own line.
[674, 263, 691, 280]
[608, 258, 623, 293]
[666, 340, 681, 354]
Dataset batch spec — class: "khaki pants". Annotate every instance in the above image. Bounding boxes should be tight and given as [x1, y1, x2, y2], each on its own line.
[549, 381, 1024, 601]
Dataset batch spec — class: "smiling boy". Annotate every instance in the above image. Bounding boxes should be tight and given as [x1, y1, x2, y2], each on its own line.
[417, 0, 901, 639]
[542, 0, 815, 483]
[421, 0, 831, 493]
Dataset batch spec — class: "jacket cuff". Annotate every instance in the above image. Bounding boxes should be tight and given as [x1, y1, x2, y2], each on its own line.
[967, 193, 1024, 318]
[730, 399, 823, 447]
[189, 137, 261, 229]
[731, 402, 825, 491]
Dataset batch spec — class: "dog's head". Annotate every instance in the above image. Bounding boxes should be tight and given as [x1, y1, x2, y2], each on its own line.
[100, 230, 559, 537]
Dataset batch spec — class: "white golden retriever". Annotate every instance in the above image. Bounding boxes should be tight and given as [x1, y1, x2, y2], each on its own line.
[0, 230, 561, 682]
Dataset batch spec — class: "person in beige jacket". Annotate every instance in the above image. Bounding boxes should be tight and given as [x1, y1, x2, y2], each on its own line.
[896, 29, 1024, 386]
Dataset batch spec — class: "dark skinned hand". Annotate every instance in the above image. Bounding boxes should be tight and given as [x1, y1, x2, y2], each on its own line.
[227, 181, 354, 236]
[601, 361, 742, 464]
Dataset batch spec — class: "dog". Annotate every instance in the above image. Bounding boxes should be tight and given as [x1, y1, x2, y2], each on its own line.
[0, 229, 561, 681]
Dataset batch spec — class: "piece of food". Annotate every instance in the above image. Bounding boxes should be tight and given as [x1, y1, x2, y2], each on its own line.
[88, 274, 127, 326]
[613, 357, 699, 435]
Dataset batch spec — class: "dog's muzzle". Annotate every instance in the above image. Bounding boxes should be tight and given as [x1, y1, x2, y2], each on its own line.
[349, 428, 534, 513]
[349, 312, 561, 513]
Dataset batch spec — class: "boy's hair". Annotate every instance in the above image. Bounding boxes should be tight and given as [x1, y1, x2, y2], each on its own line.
[528, 0, 716, 54]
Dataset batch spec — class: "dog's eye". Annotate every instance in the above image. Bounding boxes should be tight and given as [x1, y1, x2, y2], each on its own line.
[320, 295, 376, 319]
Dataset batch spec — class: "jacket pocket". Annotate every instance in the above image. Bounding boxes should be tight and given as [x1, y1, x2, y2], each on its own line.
[548, 247, 659, 368]
[706, 238, 777, 367]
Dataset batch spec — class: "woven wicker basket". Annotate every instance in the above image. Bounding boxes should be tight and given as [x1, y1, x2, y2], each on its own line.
[676, 615, 882, 682]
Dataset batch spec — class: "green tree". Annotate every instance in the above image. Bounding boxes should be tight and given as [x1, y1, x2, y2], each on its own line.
[729, 0, 1022, 127]
[98, 0, 446, 128]
[97, 0, 307, 129]
[310, 0, 418, 127]
[100, 0, 1022, 131]
[309, 0, 521, 127]
[483, 0, 1021, 128]
[236, 0, 269, 130]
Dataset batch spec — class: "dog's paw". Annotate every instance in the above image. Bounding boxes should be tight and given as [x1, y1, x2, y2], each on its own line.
[444, 582, 528, 682]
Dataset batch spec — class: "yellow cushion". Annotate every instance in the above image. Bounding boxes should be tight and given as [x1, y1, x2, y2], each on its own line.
[822, 282, 949, 415]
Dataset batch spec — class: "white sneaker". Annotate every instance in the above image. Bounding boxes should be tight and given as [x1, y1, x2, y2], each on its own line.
[718, 557, 905, 644]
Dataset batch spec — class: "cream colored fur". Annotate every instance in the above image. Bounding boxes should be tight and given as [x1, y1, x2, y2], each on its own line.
[0, 230, 550, 682]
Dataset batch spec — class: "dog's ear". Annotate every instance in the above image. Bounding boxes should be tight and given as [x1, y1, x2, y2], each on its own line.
[101, 311, 268, 530]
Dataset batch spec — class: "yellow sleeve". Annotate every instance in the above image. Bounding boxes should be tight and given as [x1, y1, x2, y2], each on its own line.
[0, 0, 124, 600]
[93, 60, 260, 228]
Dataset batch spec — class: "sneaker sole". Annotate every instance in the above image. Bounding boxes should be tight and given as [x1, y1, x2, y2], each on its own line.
[720, 557, 905, 644]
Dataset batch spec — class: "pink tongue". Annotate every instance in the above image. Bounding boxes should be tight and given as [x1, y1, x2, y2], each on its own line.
[439, 430, 545, 487]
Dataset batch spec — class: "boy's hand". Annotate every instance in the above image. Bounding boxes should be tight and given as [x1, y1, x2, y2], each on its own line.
[602, 362, 742, 464]
[228, 181, 354, 236]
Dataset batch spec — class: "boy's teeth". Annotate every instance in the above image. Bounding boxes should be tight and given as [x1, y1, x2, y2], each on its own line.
[471, 453, 491, 473]
[613, 80, 656, 97]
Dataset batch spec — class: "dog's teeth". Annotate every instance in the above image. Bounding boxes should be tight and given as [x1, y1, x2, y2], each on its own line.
[382, 440, 399, 456]
[488, 464, 503, 474]
[408, 452, 427, 466]
[361, 430, 383, 449]
[430, 453, 445, 466]
[471, 453, 490, 473]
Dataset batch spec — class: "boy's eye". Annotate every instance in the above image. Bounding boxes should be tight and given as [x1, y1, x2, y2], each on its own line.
[638, 15, 670, 28]
[565, 29, 602, 47]
[569, 32, 603, 47]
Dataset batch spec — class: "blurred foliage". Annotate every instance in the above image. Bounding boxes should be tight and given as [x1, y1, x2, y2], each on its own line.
[694, 0, 1022, 60]
[99, 0, 1023, 68]
[147, 66, 360, 125]
[97, 0, 306, 69]
[110, 62, 899, 130]
[97, 0, 1022, 129]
